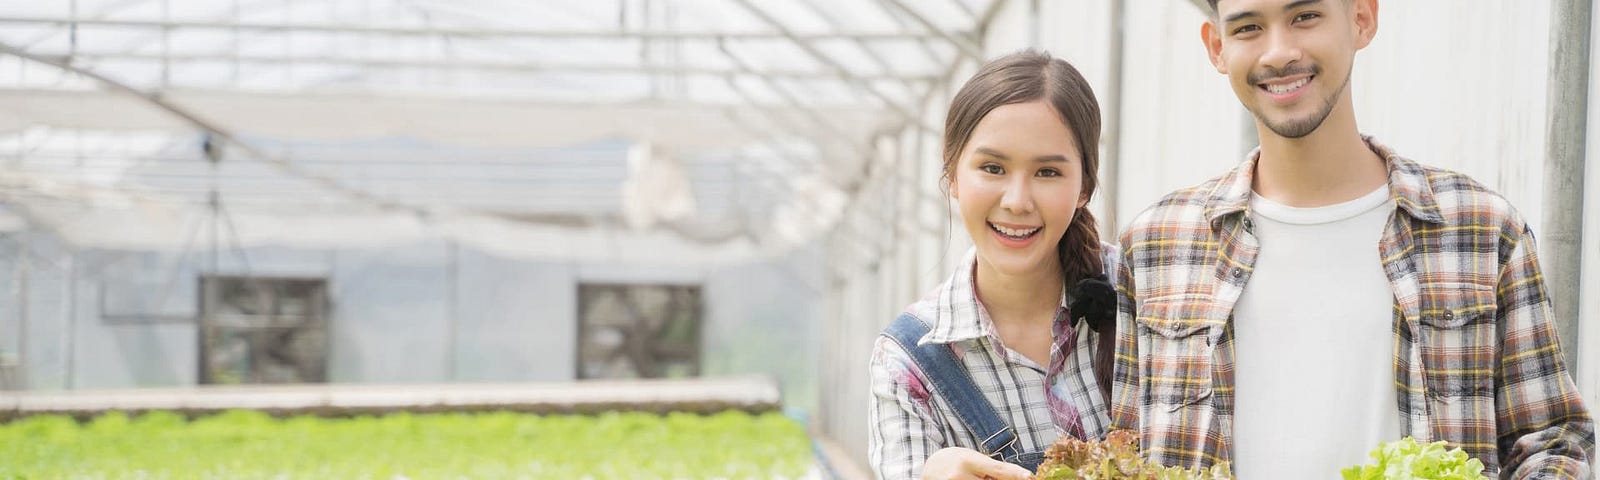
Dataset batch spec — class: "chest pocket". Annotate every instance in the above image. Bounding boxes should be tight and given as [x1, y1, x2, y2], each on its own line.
[1136, 296, 1224, 411]
[1416, 284, 1497, 399]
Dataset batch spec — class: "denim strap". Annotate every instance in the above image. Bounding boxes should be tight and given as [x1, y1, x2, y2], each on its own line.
[883, 313, 1025, 463]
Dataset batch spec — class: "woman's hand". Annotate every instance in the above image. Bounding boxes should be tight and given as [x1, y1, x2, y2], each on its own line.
[920, 447, 1033, 480]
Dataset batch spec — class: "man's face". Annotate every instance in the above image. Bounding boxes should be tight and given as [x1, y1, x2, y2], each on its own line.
[1202, 0, 1378, 139]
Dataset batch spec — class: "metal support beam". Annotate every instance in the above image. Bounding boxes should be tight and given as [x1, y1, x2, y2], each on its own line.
[727, 0, 937, 134]
[798, 2, 896, 76]
[716, 40, 873, 160]
[876, 0, 983, 61]
[1101, 0, 1125, 239]
[1, 40, 402, 211]
[0, 16, 949, 42]
[62, 254, 75, 390]
[975, 0, 1012, 41]
[11, 235, 29, 391]
[943, 0, 979, 22]
[32, 52, 940, 83]
[0, 40, 607, 231]
[1543, 0, 1590, 370]
[868, 0, 952, 69]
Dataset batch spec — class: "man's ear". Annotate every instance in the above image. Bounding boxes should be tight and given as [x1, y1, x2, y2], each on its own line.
[1201, 20, 1227, 74]
[1352, 0, 1379, 50]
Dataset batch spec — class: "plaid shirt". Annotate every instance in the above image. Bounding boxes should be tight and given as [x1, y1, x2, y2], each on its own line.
[869, 246, 1115, 479]
[1110, 137, 1594, 479]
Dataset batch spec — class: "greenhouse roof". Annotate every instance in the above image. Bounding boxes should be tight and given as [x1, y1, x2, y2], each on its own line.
[0, 0, 998, 264]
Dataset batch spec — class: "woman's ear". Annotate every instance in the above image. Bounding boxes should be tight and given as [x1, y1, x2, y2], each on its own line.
[948, 178, 959, 200]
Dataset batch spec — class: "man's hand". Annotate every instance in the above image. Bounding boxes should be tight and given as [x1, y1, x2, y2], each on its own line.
[920, 447, 1033, 480]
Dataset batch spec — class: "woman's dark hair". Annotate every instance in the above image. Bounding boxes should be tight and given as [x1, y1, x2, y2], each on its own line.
[942, 49, 1114, 402]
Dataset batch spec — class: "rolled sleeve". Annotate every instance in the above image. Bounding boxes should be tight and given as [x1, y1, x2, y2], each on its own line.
[868, 337, 946, 479]
[1494, 224, 1594, 479]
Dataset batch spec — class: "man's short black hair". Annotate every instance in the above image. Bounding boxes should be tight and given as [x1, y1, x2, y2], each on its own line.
[1206, 0, 1354, 19]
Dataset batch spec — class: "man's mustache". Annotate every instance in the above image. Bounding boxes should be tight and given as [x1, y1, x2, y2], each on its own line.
[1248, 63, 1321, 85]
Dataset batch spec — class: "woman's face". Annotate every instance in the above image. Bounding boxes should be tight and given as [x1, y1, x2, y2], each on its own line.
[950, 100, 1086, 278]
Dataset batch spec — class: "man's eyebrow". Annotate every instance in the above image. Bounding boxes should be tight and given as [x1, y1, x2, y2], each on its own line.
[1223, 10, 1260, 24]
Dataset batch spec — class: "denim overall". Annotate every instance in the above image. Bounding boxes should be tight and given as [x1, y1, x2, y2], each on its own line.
[883, 314, 1045, 472]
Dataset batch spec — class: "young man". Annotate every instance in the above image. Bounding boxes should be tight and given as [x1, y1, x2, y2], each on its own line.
[1109, 0, 1595, 478]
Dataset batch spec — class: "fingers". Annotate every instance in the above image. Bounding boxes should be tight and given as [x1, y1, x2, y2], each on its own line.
[922, 447, 1033, 480]
[974, 458, 1033, 480]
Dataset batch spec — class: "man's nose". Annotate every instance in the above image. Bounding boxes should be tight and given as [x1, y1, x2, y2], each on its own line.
[1259, 28, 1304, 74]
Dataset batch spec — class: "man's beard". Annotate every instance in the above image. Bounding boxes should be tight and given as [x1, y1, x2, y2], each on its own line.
[1246, 63, 1348, 139]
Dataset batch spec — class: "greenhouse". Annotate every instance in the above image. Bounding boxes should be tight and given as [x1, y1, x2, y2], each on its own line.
[1, 0, 1598, 478]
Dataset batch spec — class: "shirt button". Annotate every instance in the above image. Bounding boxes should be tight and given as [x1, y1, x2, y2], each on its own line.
[1231, 268, 1244, 278]
[1442, 310, 1455, 321]
[1242, 218, 1254, 231]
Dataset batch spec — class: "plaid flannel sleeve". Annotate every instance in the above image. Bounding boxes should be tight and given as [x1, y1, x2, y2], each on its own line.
[1109, 237, 1141, 433]
[868, 337, 946, 479]
[1494, 222, 1595, 479]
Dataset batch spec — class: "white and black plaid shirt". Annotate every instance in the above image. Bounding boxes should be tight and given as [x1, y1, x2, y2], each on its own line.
[868, 246, 1114, 479]
[1111, 138, 1594, 477]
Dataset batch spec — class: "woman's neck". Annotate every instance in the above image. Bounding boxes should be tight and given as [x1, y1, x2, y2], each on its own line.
[972, 256, 1063, 328]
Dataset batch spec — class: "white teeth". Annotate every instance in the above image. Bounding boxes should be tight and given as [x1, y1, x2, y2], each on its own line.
[1266, 77, 1309, 94]
[990, 223, 1040, 237]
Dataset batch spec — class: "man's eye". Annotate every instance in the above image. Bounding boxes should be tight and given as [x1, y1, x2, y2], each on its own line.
[1232, 24, 1261, 35]
[1294, 12, 1321, 22]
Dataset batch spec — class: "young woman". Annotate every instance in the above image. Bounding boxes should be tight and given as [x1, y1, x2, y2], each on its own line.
[868, 50, 1118, 480]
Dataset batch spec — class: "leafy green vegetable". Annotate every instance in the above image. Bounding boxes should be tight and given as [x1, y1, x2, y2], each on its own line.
[0, 409, 813, 479]
[1034, 430, 1233, 479]
[1341, 437, 1491, 480]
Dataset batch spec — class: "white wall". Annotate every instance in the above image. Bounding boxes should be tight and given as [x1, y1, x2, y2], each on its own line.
[1577, 0, 1600, 418]
[4, 235, 825, 415]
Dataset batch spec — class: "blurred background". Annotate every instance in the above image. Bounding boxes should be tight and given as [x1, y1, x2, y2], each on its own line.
[0, 0, 1596, 477]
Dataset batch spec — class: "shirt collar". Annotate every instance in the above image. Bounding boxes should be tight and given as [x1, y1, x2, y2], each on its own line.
[919, 248, 1069, 346]
[1203, 135, 1445, 228]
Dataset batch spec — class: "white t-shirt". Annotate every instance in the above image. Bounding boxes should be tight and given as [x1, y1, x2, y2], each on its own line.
[1231, 185, 1403, 478]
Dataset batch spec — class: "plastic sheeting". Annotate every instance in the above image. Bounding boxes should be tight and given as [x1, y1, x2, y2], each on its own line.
[0, 89, 894, 150]
[0, 0, 987, 264]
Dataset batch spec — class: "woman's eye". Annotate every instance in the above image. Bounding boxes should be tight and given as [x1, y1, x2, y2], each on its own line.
[981, 165, 1004, 175]
[1037, 168, 1061, 178]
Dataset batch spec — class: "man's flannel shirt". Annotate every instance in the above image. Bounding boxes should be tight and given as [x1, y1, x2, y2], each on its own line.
[1109, 137, 1594, 479]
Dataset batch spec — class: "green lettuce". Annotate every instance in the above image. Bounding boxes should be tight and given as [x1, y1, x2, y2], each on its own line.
[1341, 437, 1491, 480]
[0, 409, 813, 479]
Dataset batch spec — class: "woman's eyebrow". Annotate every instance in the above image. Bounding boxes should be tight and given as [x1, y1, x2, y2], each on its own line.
[974, 147, 1068, 163]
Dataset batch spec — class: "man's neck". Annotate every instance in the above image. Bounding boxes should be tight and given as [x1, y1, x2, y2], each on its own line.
[1252, 102, 1389, 207]
[973, 257, 1062, 328]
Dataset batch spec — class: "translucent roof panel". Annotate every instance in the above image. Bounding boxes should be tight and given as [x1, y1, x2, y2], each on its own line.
[0, 0, 994, 264]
